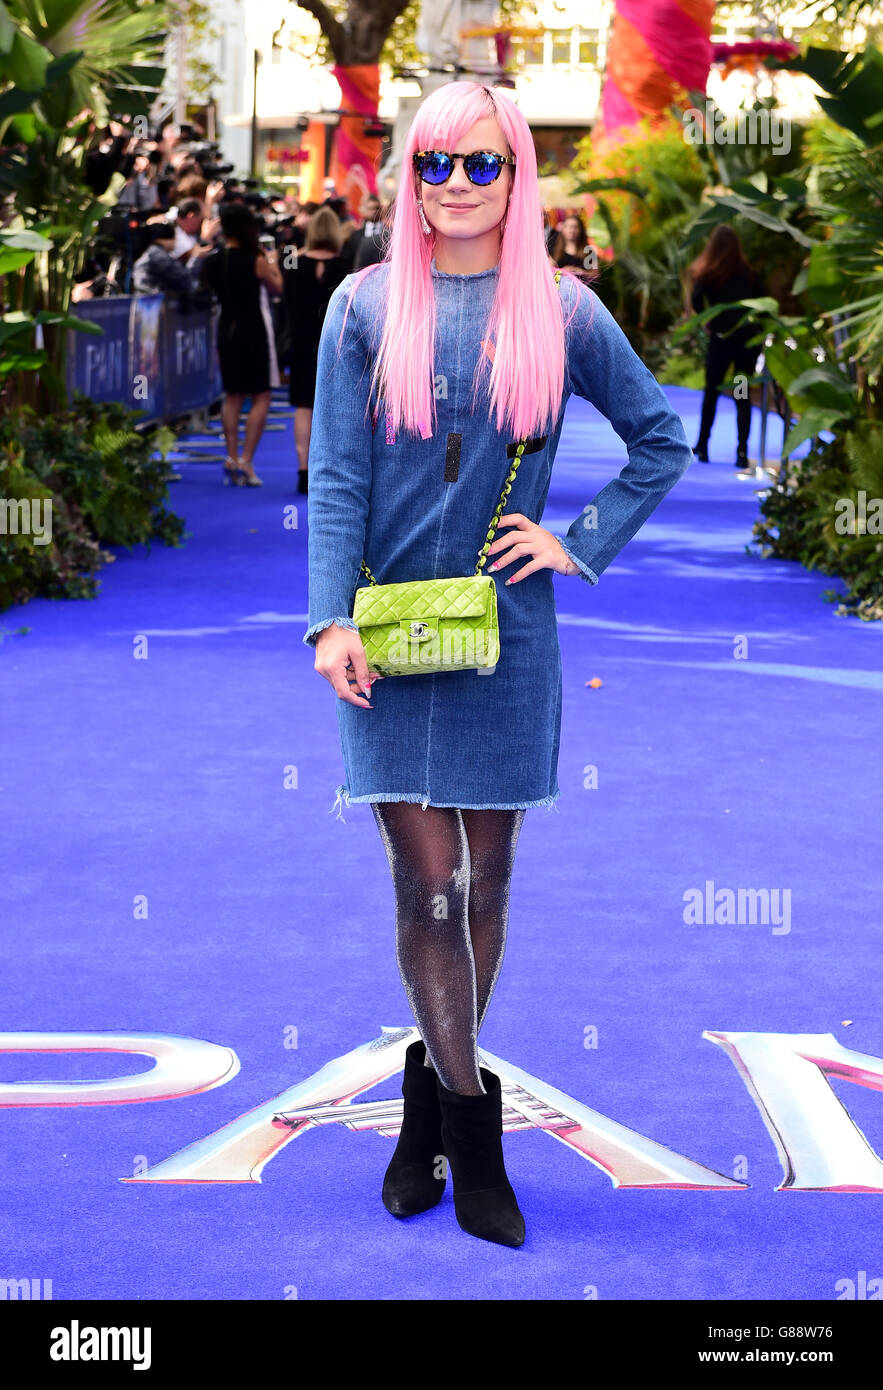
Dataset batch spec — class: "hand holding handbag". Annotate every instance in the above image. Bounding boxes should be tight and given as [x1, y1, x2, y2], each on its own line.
[351, 271, 563, 677]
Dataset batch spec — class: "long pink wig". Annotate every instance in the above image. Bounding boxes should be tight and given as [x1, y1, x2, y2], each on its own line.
[341, 81, 575, 441]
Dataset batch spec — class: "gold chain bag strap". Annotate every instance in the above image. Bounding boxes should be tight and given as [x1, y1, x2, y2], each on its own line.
[351, 271, 562, 677]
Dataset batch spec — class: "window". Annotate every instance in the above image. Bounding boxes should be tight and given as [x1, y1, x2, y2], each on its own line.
[513, 38, 543, 67]
[551, 30, 572, 66]
[577, 31, 599, 67]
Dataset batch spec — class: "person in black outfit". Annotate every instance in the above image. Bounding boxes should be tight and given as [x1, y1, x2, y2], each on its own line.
[132, 222, 209, 297]
[689, 225, 764, 468]
[347, 193, 387, 270]
[200, 202, 283, 486]
[325, 196, 358, 271]
[289, 201, 319, 251]
[549, 212, 596, 285]
[282, 206, 347, 493]
[84, 123, 134, 197]
[550, 212, 587, 266]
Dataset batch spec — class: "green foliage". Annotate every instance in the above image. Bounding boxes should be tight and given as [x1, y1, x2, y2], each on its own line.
[751, 421, 883, 620]
[0, 0, 166, 130]
[569, 117, 708, 359]
[0, 400, 186, 612]
[715, 2, 883, 52]
[769, 45, 883, 146]
[654, 330, 707, 390]
[167, 0, 220, 103]
[571, 30, 883, 616]
[0, 0, 166, 409]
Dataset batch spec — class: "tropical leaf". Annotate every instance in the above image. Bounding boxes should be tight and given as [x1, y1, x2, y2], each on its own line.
[0, 348, 46, 372]
[782, 407, 850, 455]
[0, 226, 51, 250]
[706, 190, 817, 247]
[0, 0, 16, 54]
[769, 46, 883, 146]
[5, 26, 47, 86]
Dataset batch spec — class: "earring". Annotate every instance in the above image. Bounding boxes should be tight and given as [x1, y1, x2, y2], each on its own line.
[416, 198, 432, 235]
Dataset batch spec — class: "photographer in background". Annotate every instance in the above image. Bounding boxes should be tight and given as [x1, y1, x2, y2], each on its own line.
[173, 172, 208, 204]
[84, 121, 135, 198]
[132, 221, 210, 298]
[169, 197, 207, 260]
[118, 146, 162, 211]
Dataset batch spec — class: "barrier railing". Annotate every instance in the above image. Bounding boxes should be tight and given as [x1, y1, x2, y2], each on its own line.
[65, 294, 223, 425]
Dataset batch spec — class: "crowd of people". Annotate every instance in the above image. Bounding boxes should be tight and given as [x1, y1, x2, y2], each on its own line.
[71, 121, 393, 489]
[70, 118, 759, 485]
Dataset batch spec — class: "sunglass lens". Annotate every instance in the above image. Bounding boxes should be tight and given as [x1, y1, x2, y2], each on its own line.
[419, 153, 452, 184]
[465, 154, 501, 185]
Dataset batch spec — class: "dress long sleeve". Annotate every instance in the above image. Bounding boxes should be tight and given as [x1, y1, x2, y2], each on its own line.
[302, 276, 375, 647]
[550, 279, 694, 584]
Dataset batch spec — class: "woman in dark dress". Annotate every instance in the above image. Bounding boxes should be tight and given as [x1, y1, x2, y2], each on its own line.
[200, 202, 283, 486]
[282, 206, 347, 493]
[688, 225, 764, 468]
[550, 212, 594, 283]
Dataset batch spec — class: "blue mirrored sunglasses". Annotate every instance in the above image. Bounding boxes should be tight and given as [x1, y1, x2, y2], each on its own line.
[412, 150, 516, 186]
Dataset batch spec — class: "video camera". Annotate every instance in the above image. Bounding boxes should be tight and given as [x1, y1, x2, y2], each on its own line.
[93, 205, 156, 261]
[184, 140, 234, 180]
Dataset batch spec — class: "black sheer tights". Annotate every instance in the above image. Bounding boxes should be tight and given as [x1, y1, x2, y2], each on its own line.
[371, 802, 525, 1096]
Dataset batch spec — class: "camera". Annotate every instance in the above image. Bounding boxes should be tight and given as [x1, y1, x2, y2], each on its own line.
[93, 205, 155, 261]
[183, 140, 234, 180]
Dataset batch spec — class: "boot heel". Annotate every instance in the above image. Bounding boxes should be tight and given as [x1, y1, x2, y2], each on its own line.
[436, 1067, 525, 1247]
[382, 1040, 446, 1217]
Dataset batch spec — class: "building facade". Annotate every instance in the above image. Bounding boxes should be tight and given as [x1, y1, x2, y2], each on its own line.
[167, 2, 841, 195]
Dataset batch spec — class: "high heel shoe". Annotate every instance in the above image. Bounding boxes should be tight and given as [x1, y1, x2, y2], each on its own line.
[240, 462, 263, 487]
[436, 1066, 525, 1247]
[382, 1040, 447, 1217]
[297, 468, 308, 495]
[693, 442, 709, 463]
[223, 458, 243, 487]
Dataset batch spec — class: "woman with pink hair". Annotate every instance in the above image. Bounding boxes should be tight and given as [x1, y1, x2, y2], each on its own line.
[303, 81, 692, 1248]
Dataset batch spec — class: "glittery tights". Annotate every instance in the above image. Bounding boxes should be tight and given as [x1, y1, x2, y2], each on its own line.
[371, 802, 525, 1096]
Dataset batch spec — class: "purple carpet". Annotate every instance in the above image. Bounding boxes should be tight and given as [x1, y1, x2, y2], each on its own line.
[3, 385, 882, 1300]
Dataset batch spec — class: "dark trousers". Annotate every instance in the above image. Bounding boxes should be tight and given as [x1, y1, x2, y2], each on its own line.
[697, 335, 759, 453]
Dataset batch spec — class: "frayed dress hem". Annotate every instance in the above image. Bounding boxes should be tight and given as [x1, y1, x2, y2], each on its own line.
[330, 784, 560, 822]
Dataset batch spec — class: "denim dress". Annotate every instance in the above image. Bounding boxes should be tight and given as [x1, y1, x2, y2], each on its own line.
[303, 258, 693, 817]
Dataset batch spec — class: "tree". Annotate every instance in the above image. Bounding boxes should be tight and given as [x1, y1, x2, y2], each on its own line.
[295, 0, 414, 67]
[713, 1, 883, 52]
[295, 0, 541, 72]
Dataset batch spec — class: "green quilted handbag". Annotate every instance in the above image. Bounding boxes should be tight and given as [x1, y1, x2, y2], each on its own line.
[352, 271, 562, 677]
[352, 473, 512, 676]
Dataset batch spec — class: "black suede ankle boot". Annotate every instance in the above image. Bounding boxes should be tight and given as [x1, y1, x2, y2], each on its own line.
[382, 1040, 446, 1217]
[436, 1066, 525, 1248]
